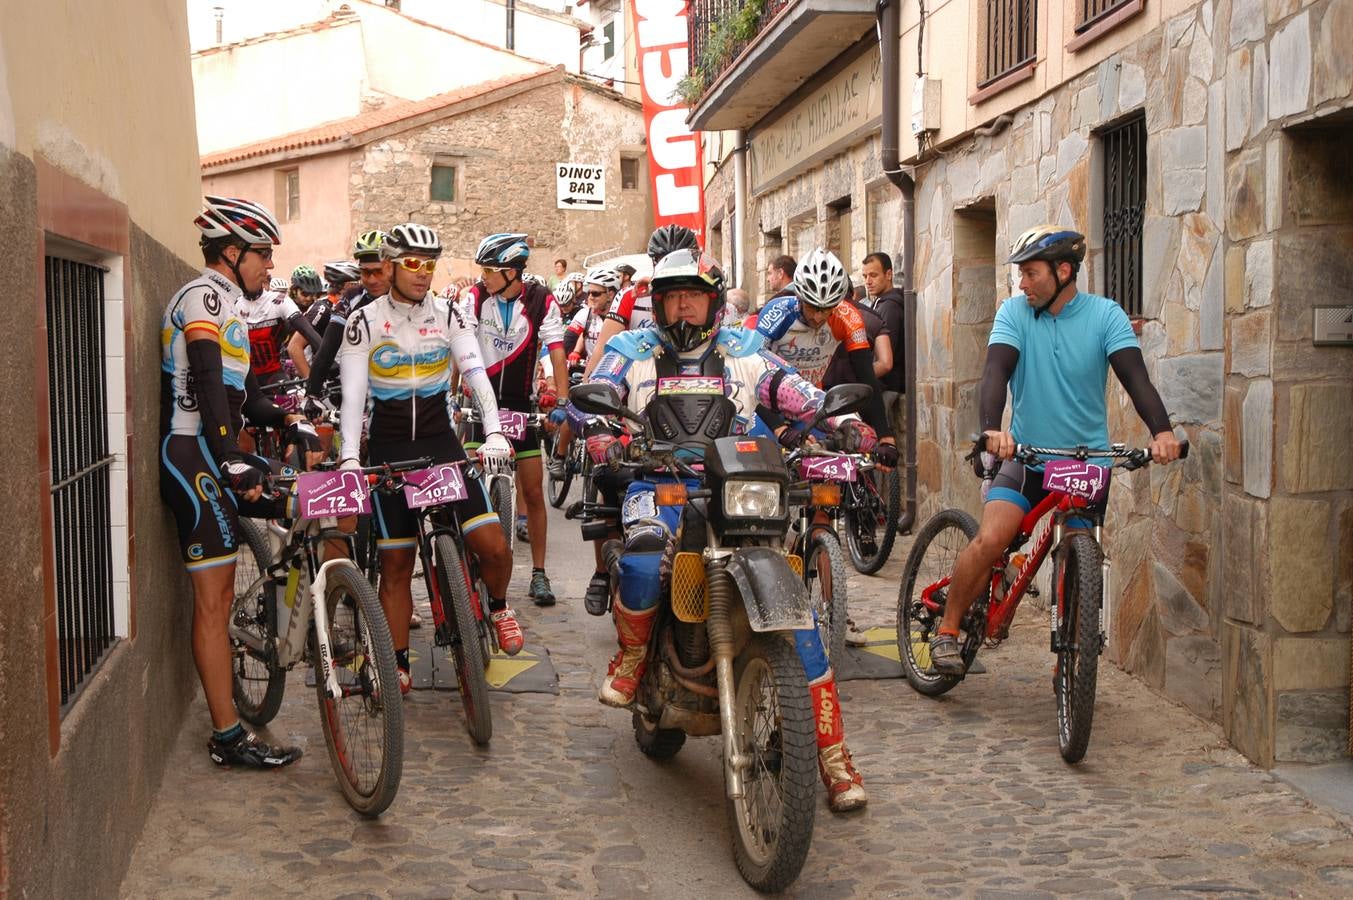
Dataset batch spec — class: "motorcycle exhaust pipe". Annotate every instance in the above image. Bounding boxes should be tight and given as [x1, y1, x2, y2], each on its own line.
[706, 562, 748, 800]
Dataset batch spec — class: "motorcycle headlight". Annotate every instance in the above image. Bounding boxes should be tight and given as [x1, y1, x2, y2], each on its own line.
[723, 480, 783, 519]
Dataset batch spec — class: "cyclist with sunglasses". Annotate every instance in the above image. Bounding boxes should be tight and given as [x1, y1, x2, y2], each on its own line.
[161, 196, 317, 769]
[755, 248, 898, 470]
[462, 233, 568, 607]
[337, 223, 525, 694]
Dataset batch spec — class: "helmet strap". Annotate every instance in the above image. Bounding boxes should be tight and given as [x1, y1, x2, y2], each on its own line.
[1033, 262, 1072, 319]
[228, 243, 262, 300]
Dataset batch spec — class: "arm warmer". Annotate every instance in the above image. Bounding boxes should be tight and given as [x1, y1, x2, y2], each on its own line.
[337, 347, 368, 462]
[847, 347, 894, 439]
[242, 370, 289, 429]
[185, 338, 240, 462]
[305, 318, 347, 396]
[979, 343, 1020, 432]
[1109, 347, 1173, 436]
[286, 311, 323, 354]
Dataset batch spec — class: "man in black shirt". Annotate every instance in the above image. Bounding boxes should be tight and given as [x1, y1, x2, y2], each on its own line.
[862, 252, 906, 435]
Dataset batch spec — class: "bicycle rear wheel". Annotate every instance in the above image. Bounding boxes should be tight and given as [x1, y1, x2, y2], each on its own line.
[1054, 533, 1103, 764]
[490, 475, 515, 551]
[895, 508, 984, 697]
[230, 518, 287, 726]
[312, 563, 404, 816]
[844, 469, 900, 575]
[433, 534, 493, 745]
[547, 441, 574, 508]
[803, 528, 848, 661]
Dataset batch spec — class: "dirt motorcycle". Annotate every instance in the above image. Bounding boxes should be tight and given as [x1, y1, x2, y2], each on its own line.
[569, 379, 872, 893]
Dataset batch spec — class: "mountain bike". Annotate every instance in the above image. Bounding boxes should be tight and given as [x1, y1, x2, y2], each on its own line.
[840, 460, 900, 575]
[459, 408, 546, 549]
[784, 446, 854, 661]
[895, 436, 1188, 763]
[229, 460, 425, 815]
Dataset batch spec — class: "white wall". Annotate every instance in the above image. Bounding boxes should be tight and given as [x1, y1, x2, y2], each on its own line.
[400, 0, 581, 72]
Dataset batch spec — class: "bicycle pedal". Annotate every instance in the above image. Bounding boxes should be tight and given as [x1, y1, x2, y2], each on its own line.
[564, 500, 585, 520]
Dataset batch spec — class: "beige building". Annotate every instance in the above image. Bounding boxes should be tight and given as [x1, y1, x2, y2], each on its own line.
[691, 0, 1352, 767]
[1, 1, 206, 895]
[202, 66, 652, 284]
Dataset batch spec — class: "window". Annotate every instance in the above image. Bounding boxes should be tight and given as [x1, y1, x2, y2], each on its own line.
[603, 19, 615, 61]
[274, 168, 300, 222]
[620, 156, 640, 190]
[867, 185, 901, 264]
[1101, 113, 1146, 316]
[790, 216, 816, 262]
[1076, 0, 1137, 33]
[980, 0, 1037, 86]
[45, 255, 118, 708]
[430, 163, 458, 202]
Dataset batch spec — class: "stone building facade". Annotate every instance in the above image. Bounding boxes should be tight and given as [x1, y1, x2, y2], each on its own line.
[694, 0, 1352, 766]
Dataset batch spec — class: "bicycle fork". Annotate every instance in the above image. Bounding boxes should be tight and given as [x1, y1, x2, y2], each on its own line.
[310, 559, 357, 700]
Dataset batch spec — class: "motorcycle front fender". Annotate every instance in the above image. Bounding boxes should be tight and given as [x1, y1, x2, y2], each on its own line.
[725, 547, 813, 632]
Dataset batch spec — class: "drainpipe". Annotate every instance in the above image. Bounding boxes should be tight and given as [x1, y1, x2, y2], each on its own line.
[878, 0, 917, 535]
[506, 0, 516, 51]
[732, 130, 748, 290]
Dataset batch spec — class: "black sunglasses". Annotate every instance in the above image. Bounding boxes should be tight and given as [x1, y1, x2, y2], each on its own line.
[586, 289, 608, 298]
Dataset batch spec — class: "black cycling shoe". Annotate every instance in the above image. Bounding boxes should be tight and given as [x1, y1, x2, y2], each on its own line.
[583, 571, 611, 616]
[208, 731, 303, 769]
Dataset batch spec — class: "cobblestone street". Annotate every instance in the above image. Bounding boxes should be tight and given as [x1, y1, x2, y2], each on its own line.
[122, 502, 1353, 898]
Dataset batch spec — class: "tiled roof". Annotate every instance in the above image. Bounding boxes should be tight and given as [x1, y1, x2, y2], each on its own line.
[192, 12, 359, 58]
[201, 68, 558, 169]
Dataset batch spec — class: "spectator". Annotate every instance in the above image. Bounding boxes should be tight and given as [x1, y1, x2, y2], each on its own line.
[726, 287, 751, 324]
[550, 257, 568, 289]
[766, 254, 796, 300]
[862, 251, 906, 433]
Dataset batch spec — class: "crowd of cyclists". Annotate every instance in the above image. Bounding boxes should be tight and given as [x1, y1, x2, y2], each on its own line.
[161, 193, 1183, 816]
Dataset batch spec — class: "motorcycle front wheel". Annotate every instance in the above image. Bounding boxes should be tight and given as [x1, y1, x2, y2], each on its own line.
[725, 634, 816, 893]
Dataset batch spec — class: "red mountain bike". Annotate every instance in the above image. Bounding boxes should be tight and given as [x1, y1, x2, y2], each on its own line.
[896, 436, 1188, 762]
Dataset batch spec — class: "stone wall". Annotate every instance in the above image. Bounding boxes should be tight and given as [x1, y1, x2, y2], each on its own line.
[352, 78, 650, 282]
[901, 0, 1352, 766]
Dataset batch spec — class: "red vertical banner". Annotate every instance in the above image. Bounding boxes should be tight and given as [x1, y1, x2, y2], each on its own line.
[630, 0, 706, 244]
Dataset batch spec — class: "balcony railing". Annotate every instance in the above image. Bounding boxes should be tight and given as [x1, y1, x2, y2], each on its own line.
[686, 0, 792, 101]
[980, 0, 1037, 87]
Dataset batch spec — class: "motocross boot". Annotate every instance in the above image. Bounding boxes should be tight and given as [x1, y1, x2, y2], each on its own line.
[810, 673, 868, 812]
[598, 604, 656, 708]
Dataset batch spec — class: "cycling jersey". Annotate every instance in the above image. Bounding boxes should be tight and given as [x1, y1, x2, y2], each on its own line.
[822, 302, 888, 389]
[337, 293, 504, 454]
[565, 306, 605, 358]
[755, 294, 870, 387]
[236, 291, 302, 381]
[464, 279, 564, 402]
[161, 269, 251, 438]
[304, 288, 378, 395]
[605, 283, 656, 331]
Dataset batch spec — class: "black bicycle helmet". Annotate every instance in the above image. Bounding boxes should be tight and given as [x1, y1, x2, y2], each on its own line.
[646, 224, 700, 263]
[650, 249, 726, 352]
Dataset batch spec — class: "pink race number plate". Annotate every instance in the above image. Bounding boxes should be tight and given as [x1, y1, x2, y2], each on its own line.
[800, 455, 859, 482]
[295, 470, 371, 517]
[499, 410, 531, 441]
[1041, 459, 1111, 503]
[403, 463, 470, 510]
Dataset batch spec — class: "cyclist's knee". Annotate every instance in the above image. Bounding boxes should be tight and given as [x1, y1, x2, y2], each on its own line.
[380, 548, 415, 578]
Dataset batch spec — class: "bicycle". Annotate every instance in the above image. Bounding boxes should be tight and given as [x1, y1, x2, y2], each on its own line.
[840, 458, 901, 575]
[374, 457, 503, 746]
[784, 445, 855, 661]
[229, 460, 425, 815]
[459, 407, 546, 549]
[895, 435, 1188, 762]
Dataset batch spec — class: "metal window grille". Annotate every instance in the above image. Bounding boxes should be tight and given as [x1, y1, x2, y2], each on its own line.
[45, 256, 116, 708]
[981, 0, 1037, 86]
[1102, 113, 1146, 317]
[1076, 0, 1134, 33]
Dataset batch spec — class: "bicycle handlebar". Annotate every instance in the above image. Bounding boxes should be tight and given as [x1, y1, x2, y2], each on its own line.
[967, 433, 1190, 473]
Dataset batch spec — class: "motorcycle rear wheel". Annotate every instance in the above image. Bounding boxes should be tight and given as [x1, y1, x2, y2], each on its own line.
[725, 634, 816, 893]
[632, 710, 686, 759]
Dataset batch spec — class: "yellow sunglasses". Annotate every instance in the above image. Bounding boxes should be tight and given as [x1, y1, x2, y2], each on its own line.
[397, 256, 437, 274]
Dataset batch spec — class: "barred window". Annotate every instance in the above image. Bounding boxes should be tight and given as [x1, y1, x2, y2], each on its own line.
[1076, 0, 1136, 32]
[981, 0, 1037, 86]
[1101, 113, 1146, 316]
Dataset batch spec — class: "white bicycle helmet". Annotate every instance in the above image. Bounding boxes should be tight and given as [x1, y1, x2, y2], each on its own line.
[384, 223, 443, 258]
[194, 195, 281, 246]
[269, 276, 289, 292]
[793, 248, 851, 309]
[584, 266, 622, 292]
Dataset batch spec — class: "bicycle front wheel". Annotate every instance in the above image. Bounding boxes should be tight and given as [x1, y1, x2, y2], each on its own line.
[490, 475, 515, 551]
[312, 563, 404, 816]
[547, 441, 574, 508]
[230, 517, 286, 725]
[844, 469, 900, 575]
[1054, 533, 1103, 764]
[433, 534, 493, 745]
[803, 528, 848, 661]
[895, 508, 982, 697]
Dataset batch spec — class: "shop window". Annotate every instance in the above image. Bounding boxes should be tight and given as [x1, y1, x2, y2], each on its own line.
[827, 197, 852, 267]
[1100, 112, 1146, 316]
[790, 216, 816, 262]
[980, 0, 1037, 87]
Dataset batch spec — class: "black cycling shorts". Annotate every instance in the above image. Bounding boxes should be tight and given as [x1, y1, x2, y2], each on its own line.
[159, 434, 292, 571]
[986, 460, 1108, 526]
[462, 395, 542, 459]
[368, 433, 496, 551]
